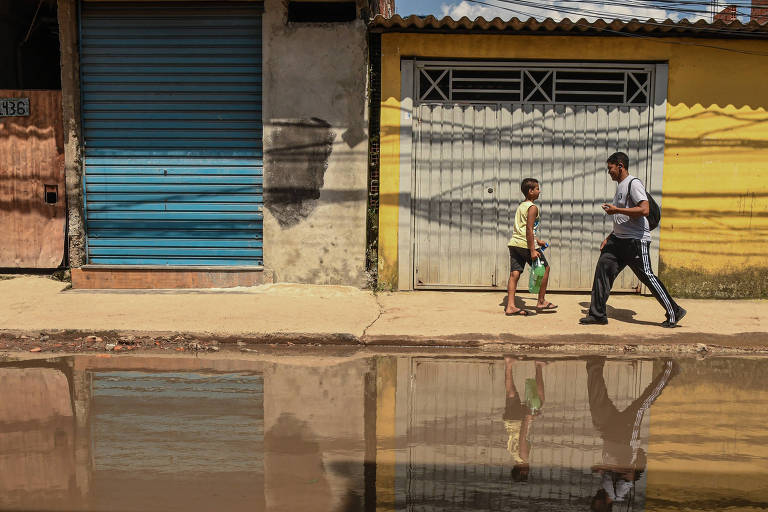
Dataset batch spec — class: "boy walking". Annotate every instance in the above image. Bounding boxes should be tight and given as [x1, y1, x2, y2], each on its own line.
[580, 152, 686, 327]
[505, 178, 557, 316]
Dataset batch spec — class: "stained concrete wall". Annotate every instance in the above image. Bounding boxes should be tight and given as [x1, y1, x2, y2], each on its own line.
[262, 0, 370, 286]
[57, 0, 85, 268]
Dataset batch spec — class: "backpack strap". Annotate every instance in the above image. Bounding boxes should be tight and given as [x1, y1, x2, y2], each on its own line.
[627, 177, 645, 207]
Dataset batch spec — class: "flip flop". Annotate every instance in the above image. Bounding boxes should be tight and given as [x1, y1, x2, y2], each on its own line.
[505, 309, 529, 316]
[536, 302, 558, 310]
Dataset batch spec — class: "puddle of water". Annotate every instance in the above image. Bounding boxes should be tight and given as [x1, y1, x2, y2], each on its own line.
[0, 353, 767, 511]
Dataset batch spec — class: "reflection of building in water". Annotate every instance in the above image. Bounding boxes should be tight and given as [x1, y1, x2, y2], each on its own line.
[389, 358, 656, 512]
[0, 362, 81, 510]
[645, 358, 768, 511]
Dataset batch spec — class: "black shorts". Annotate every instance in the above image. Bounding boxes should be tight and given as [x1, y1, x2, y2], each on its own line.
[508, 246, 549, 273]
[503, 397, 529, 420]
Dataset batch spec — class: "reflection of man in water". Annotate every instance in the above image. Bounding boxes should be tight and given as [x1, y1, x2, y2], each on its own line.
[587, 358, 678, 511]
[503, 356, 546, 482]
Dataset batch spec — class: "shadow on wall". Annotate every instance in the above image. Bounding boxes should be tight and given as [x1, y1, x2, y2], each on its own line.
[265, 118, 335, 228]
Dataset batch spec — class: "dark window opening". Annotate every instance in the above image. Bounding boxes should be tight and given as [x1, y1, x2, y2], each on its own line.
[44, 184, 58, 205]
[287, 2, 358, 22]
[0, 0, 61, 90]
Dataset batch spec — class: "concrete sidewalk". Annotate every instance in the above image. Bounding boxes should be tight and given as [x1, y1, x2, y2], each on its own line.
[1, 275, 767, 352]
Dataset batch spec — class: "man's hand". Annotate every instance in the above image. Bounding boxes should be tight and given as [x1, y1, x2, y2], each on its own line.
[600, 238, 608, 251]
[601, 203, 619, 215]
[530, 249, 539, 261]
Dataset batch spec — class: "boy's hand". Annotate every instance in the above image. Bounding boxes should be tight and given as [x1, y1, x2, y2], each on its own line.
[601, 203, 618, 215]
[537, 239, 547, 248]
[530, 249, 539, 261]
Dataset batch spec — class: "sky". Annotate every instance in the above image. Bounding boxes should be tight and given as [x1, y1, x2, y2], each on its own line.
[393, 1, 752, 23]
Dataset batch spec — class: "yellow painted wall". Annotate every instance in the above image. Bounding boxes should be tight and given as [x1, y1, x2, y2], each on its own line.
[378, 33, 768, 296]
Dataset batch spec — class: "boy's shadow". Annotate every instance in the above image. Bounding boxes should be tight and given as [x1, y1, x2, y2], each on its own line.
[578, 301, 659, 326]
[499, 295, 536, 312]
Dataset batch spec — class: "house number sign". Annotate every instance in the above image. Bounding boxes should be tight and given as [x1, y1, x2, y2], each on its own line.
[0, 98, 30, 117]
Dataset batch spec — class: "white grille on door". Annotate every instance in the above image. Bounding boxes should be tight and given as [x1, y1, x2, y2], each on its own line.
[418, 65, 651, 106]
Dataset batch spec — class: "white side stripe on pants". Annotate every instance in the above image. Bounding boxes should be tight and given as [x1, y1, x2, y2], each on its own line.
[640, 241, 675, 323]
[630, 362, 674, 457]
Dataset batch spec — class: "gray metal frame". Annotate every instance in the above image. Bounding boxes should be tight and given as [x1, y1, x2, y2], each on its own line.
[399, 60, 668, 292]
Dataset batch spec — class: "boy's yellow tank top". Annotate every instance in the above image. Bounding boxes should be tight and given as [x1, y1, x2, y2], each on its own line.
[508, 200, 540, 249]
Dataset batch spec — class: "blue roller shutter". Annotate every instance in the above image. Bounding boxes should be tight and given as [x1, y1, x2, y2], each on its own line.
[80, 2, 263, 266]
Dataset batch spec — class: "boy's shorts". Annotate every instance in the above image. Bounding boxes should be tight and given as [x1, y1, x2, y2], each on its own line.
[503, 397, 529, 420]
[508, 246, 548, 273]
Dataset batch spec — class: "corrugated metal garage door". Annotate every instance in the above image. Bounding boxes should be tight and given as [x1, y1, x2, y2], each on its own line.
[413, 63, 657, 290]
[80, 2, 263, 265]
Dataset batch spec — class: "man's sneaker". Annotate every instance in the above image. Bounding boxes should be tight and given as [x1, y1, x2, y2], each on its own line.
[661, 307, 687, 328]
[579, 315, 608, 325]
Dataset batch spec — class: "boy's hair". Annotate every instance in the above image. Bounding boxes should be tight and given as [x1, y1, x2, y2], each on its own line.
[607, 152, 629, 169]
[520, 178, 539, 197]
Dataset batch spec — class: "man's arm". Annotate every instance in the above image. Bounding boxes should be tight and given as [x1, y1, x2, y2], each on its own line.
[601, 201, 649, 218]
[526, 205, 539, 261]
[602, 180, 650, 218]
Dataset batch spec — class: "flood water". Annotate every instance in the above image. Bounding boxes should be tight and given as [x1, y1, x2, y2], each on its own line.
[1, 351, 767, 512]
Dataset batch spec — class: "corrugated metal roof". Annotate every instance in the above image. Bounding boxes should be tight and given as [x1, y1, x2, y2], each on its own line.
[370, 14, 768, 38]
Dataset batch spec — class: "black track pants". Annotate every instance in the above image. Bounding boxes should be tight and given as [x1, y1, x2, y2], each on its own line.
[588, 235, 680, 322]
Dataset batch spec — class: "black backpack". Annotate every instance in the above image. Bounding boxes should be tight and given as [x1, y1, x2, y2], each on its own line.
[629, 178, 661, 230]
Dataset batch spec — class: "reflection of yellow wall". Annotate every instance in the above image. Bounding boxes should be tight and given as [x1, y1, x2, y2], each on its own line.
[646, 382, 768, 509]
[378, 33, 768, 293]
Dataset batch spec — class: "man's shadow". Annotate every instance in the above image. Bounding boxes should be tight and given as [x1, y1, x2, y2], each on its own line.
[578, 302, 659, 326]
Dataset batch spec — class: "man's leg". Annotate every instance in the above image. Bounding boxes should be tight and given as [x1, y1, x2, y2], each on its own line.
[586, 358, 620, 430]
[626, 240, 684, 324]
[586, 239, 625, 321]
[618, 360, 678, 450]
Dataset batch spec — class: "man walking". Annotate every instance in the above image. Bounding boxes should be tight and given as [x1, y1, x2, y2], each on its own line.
[580, 152, 686, 327]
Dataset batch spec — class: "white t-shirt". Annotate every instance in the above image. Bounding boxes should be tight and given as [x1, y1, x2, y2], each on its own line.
[612, 175, 651, 242]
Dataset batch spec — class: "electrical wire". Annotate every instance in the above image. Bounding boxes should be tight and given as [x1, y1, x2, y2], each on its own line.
[454, 0, 768, 56]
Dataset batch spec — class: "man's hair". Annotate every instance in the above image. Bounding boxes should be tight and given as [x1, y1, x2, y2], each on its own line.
[607, 152, 629, 169]
[520, 178, 539, 196]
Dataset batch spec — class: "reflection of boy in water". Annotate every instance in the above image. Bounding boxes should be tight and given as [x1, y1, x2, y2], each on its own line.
[503, 356, 546, 482]
[587, 358, 678, 512]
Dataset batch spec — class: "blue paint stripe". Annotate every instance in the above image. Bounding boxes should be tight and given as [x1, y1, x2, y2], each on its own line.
[90, 247, 263, 257]
[85, 166, 262, 175]
[88, 257, 263, 266]
[85, 149, 262, 158]
[87, 203, 262, 212]
[85, 176, 263, 184]
[83, 84, 262, 93]
[87, 220, 263, 230]
[89, 229, 260, 239]
[86, 157, 262, 166]
[84, 102, 260, 110]
[85, 130, 262, 140]
[82, 3, 263, 266]
[85, 194, 262, 203]
[84, 112, 261, 120]
[89, 239, 263, 248]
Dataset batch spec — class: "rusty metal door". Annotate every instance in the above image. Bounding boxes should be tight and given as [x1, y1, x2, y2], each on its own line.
[0, 90, 65, 268]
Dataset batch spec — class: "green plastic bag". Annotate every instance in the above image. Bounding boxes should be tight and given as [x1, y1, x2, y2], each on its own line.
[528, 258, 546, 293]
[525, 378, 541, 413]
